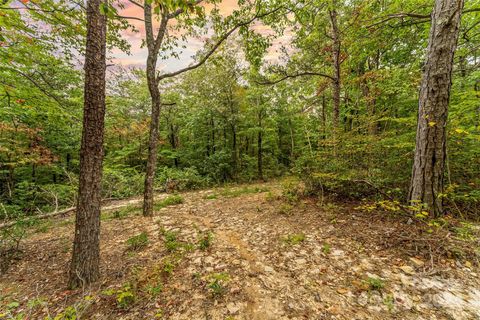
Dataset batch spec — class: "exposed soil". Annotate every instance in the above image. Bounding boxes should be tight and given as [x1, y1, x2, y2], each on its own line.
[1, 181, 479, 319]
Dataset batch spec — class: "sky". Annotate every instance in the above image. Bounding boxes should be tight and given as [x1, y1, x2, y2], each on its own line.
[111, 0, 292, 72]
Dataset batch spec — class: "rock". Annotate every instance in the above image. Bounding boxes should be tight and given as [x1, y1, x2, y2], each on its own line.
[264, 266, 274, 273]
[399, 274, 413, 287]
[388, 290, 412, 310]
[204, 256, 215, 265]
[226, 302, 240, 314]
[358, 292, 369, 306]
[337, 287, 349, 295]
[295, 258, 307, 265]
[399, 265, 415, 275]
[409, 257, 425, 267]
[331, 249, 345, 257]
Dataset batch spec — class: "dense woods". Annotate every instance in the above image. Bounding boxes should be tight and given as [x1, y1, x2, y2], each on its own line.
[1, 0, 480, 318]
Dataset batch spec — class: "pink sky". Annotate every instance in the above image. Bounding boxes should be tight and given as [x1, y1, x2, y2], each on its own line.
[112, 0, 292, 71]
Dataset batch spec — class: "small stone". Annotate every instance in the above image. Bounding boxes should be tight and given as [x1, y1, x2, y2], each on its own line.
[227, 302, 240, 314]
[264, 266, 274, 273]
[358, 292, 369, 306]
[337, 288, 349, 294]
[331, 249, 345, 257]
[204, 256, 215, 265]
[399, 274, 413, 286]
[295, 258, 307, 265]
[399, 265, 415, 275]
[409, 257, 425, 267]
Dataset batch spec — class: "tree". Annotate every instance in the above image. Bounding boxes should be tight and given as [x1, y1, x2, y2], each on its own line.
[408, 0, 464, 216]
[139, 1, 285, 216]
[69, 0, 107, 288]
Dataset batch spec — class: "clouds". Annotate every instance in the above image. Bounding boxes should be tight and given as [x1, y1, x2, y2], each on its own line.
[111, 0, 291, 70]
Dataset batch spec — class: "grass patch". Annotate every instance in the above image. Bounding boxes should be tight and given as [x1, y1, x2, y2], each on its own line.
[278, 203, 294, 215]
[321, 243, 331, 254]
[366, 277, 385, 291]
[160, 228, 180, 252]
[203, 194, 218, 200]
[106, 205, 141, 220]
[282, 233, 305, 245]
[208, 186, 270, 199]
[154, 195, 184, 210]
[126, 232, 149, 251]
[197, 231, 214, 250]
[207, 273, 230, 297]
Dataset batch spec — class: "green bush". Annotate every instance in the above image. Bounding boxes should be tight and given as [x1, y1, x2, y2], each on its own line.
[156, 167, 210, 192]
[154, 195, 184, 211]
[102, 166, 144, 199]
[126, 232, 149, 251]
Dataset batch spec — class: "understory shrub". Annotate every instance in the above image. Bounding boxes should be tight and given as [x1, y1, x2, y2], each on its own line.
[156, 167, 210, 192]
[0, 221, 27, 274]
[102, 166, 144, 199]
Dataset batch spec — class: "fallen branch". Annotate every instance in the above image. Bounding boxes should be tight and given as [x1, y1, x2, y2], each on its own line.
[0, 207, 76, 229]
[0, 194, 167, 229]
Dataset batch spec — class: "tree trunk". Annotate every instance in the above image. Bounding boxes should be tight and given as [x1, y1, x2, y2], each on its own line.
[143, 52, 162, 217]
[169, 123, 179, 168]
[258, 110, 264, 181]
[142, 7, 168, 217]
[232, 124, 237, 177]
[69, 0, 107, 288]
[409, 0, 464, 216]
[329, 8, 341, 151]
[321, 95, 326, 141]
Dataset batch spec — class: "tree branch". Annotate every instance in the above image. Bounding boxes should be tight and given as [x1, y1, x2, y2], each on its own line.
[167, 0, 204, 19]
[126, 0, 144, 9]
[256, 71, 335, 85]
[157, 6, 285, 82]
[115, 15, 144, 22]
[366, 12, 430, 29]
[10, 68, 64, 105]
[367, 7, 480, 29]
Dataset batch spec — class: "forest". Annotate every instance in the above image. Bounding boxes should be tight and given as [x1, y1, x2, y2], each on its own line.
[0, 0, 480, 319]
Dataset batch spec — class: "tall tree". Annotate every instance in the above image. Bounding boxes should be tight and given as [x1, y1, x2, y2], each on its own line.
[140, 1, 284, 216]
[409, 0, 464, 216]
[69, 0, 107, 288]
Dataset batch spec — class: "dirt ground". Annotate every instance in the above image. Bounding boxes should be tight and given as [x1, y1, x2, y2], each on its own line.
[1, 181, 479, 319]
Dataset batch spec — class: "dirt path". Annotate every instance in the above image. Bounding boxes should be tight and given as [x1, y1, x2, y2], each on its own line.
[1, 181, 479, 319]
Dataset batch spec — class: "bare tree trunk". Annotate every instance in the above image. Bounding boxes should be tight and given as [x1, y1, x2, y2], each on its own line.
[258, 108, 264, 181]
[232, 124, 238, 178]
[169, 123, 179, 168]
[329, 8, 341, 152]
[409, 0, 464, 216]
[321, 95, 327, 141]
[69, 0, 107, 288]
[143, 52, 161, 216]
[142, 7, 168, 217]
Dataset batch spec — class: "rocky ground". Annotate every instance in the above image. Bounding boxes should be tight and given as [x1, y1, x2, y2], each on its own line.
[1, 181, 479, 319]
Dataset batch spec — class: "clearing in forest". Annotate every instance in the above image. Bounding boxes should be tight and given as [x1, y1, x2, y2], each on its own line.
[1, 181, 479, 319]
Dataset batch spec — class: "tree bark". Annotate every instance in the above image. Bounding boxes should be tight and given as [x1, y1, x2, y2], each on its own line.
[329, 8, 341, 153]
[257, 108, 264, 181]
[142, 7, 168, 217]
[143, 53, 162, 216]
[409, 0, 464, 216]
[69, 0, 107, 288]
[169, 123, 179, 168]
